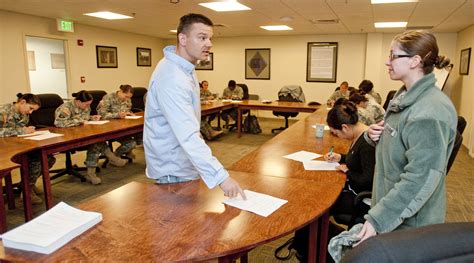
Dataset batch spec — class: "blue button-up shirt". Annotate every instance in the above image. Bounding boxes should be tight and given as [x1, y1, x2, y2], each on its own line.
[144, 46, 228, 188]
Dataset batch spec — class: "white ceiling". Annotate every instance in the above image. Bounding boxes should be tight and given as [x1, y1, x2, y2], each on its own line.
[0, 0, 472, 39]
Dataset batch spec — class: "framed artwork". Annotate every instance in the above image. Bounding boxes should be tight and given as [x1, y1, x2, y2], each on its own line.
[27, 51, 36, 71]
[306, 42, 338, 82]
[137, 47, 151, 67]
[96, 45, 118, 68]
[245, 48, 270, 80]
[460, 47, 471, 75]
[196, 52, 213, 70]
[50, 53, 65, 69]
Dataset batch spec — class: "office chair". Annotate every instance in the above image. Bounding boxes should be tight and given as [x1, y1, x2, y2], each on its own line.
[382, 90, 397, 111]
[271, 85, 305, 133]
[29, 93, 88, 182]
[131, 87, 147, 112]
[88, 90, 107, 115]
[341, 222, 474, 263]
[226, 83, 250, 131]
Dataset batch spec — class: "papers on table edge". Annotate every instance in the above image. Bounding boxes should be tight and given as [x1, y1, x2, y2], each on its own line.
[84, 120, 109, 125]
[1, 202, 102, 254]
[24, 132, 63, 141]
[223, 190, 287, 217]
[303, 160, 339, 171]
[125, 115, 142, 119]
[283, 150, 322, 162]
[17, 130, 51, 137]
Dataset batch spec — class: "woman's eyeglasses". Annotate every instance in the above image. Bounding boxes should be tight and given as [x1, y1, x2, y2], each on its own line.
[389, 52, 413, 61]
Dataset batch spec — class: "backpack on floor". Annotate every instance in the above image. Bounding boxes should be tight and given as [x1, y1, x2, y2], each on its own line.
[243, 115, 262, 134]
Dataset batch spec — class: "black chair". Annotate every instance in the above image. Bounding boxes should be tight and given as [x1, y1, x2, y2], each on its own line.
[29, 94, 87, 181]
[131, 87, 147, 112]
[457, 116, 467, 135]
[341, 222, 474, 263]
[88, 90, 107, 115]
[271, 86, 305, 133]
[226, 83, 250, 131]
[382, 90, 397, 110]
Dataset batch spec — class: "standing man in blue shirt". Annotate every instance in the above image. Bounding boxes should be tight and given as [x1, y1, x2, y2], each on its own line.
[144, 13, 246, 199]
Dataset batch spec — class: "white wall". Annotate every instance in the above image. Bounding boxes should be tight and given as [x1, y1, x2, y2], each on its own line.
[26, 36, 68, 98]
[0, 10, 165, 104]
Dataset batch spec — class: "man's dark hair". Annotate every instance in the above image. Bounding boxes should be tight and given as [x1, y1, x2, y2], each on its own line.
[228, 80, 236, 88]
[177, 13, 213, 35]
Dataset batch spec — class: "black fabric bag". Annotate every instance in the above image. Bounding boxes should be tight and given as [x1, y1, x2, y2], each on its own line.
[243, 115, 262, 134]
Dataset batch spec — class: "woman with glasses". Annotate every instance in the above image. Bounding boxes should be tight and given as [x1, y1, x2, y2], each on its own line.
[355, 30, 457, 245]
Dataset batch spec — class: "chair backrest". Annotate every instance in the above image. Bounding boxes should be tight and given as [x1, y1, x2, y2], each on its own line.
[383, 90, 397, 110]
[88, 90, 107, 115]
[237, 83, 249, 100]
[446, 131, 463, 174]
[273, 86, 305, 117]
[457, 116, 467, 135]
[248, 94, 259, 100]
[131, 87, 148, 111]
[29, 93, 64, 127]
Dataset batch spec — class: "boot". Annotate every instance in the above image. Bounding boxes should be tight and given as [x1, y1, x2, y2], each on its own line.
[125, 151, 136, 159]
[104, 148, 127, 167]
[85, 167, 101, 185]
[30, 190, 43, 205]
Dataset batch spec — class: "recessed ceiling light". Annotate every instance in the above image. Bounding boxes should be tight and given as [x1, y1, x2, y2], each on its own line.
[374, 22, 407, 28]
[371, 0, 418, 4]
[170, 29, 177, 33]
[84, 11, 133, 20]
[260, 25, 293, 31]
[199, 1, 251, 12]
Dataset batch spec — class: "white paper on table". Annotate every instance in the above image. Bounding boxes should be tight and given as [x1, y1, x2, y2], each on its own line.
[221, 99, 232, 103]
[24, 133, 63, 141]
[283, 150, 322, 162]
[125, 116, 142, 119]
[303, 160, 339, 171]
[84, 120, 109, 125]
[311, 124, 330, 130]
[231, 100, 243, 103]
[17, 130, 51, 137]
[223, 190, 288, 217]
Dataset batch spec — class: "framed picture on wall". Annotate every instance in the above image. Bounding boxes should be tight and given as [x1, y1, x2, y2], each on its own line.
[96, 45, 118, 68]
[137, 47, 152, 67]
[306, 42, 338, 82]
[196, 52, 213, 70]
[460, 47, 471, 75]
[245, 48, 270, 79]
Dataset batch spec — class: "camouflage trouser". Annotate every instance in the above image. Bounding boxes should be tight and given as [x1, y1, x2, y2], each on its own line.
[85, 142, 107, 168]
[28, 152, 57, 186]
[200, 120, 214, 140]
[134, 132, 143, 146]
[221, 109, 238, 123]
[115, 136, 137, 156]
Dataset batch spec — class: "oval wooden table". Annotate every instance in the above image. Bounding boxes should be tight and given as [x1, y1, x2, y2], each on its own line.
[0, 171, 343, 262]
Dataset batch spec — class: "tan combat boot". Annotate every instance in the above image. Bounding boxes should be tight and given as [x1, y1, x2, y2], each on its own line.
[104, 148, 127, 167]
[85, 167, 101, 185]
[30, 189, 43, 205]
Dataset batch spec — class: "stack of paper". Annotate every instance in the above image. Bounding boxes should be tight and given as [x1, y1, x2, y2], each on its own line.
[84, 120, 109, 125]
[1, 202, 102, 254]
[283, 150, 322, 162]
[17, 130, 51, 137]
[303, 160, 339, 171]
[223, 190, 288, 217]
[125, 115, 142, 119]
[24, 132, 63, 141]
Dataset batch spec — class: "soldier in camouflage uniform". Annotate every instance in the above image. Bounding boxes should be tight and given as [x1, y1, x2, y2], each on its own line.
[96, 84, 137, 157]
[55, 90, 127, 185]
[0, 93, 56, 205]
[349, 92, 376, 126]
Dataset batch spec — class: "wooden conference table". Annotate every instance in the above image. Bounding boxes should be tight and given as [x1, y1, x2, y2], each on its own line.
[0, 172, 343, 262]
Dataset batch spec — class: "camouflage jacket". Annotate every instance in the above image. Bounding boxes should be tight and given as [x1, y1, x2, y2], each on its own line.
[97, 92, 131, 119]
[0, 103, 29, 137]
[54, 100, 91, 127]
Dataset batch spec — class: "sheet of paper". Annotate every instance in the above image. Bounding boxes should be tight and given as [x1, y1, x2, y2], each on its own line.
[231, 100, 243, 103]
[24, 133, 63, 141]
[84, 120, 110, 125]
[125, 116, 142, 119]
[312, 124, 330, 130]
[283, 150, 322, 162]
[17, 130, 50, 137]
[223, 190, 287, 217]
[303, 160, 339, 171]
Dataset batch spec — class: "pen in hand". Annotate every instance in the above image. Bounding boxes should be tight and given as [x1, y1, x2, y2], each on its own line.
[329, 146, 334, 157]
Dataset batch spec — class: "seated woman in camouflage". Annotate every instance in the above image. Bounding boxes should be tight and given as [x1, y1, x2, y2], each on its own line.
[96, 84, 137, 158]
[54, 90, 127, 185]
[0, 93, 56, 204]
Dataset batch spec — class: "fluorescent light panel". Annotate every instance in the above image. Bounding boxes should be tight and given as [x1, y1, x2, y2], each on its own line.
[260, 25, 293, 31]
[371, 0, 418, 3]
[170, 29, 177, 33]
[84, 11, 133, 20]
[374, 22, 407, 28]
[199, 1, 251, 12]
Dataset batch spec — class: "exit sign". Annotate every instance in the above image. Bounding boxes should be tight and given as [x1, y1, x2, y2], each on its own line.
[57, 19, 74, 32]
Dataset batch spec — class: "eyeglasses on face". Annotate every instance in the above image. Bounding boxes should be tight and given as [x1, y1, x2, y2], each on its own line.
[389, 52, 413, 61]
